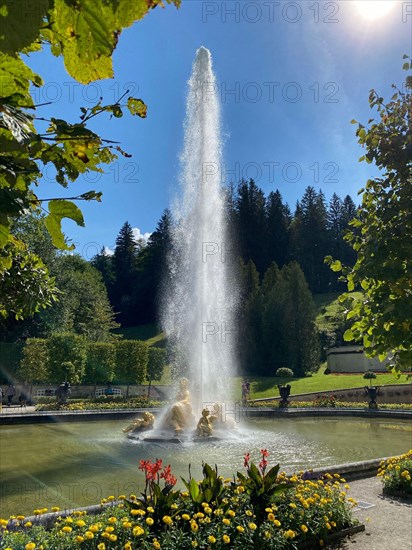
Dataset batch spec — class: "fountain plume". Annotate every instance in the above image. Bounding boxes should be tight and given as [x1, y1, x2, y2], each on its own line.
[161, 47, 238, 414]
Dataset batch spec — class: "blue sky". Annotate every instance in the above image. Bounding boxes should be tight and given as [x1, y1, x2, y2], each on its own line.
[26, 1, 411, 258]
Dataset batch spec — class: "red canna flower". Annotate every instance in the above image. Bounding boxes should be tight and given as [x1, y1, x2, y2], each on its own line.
[244, 453, 251, 468]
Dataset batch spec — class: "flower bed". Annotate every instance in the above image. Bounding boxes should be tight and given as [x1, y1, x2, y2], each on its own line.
[35, 398, 166, 412]
[247, 400, 412, 410]
[0, 451, 360, 549]
[378, 450, 412, 498]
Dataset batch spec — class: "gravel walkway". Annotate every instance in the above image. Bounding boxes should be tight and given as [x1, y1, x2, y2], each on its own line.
[336, 476, 412, 549]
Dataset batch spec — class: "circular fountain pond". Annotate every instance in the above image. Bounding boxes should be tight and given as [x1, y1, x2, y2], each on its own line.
[1, 416, 410, 516]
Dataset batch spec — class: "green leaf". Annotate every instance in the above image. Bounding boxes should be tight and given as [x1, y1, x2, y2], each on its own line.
[343, 329, 354, 342]
[188, 478, 199, 501]
[0, 0, 49, 55]
[127, 97, 147, 118]
[44, 200, 85, 250]
[330, 260, 342, 272]
[402, 62, 410, 71]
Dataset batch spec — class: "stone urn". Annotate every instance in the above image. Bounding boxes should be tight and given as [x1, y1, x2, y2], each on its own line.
[278, 384, 291, 409]
[364, 386, 380, 409]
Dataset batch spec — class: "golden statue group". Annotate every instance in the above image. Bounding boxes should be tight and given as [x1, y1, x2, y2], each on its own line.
[123, 378, 234, 438]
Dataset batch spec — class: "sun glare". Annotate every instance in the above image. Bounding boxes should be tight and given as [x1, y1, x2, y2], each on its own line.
[355, 1, 397, 20]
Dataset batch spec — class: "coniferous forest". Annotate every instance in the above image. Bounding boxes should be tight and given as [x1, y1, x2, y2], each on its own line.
[0, 181, 357, 378]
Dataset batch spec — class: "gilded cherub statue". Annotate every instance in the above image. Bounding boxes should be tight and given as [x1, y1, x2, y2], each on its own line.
[123, 411, 155, 434]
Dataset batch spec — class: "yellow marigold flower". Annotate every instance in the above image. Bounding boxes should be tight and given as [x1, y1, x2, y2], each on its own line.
[62, 526, 72, 533]
[146, 517, 154, 526]
[129, 494, 137, 501]
[108, 516, 117, 524]
[75, 535, 84, 543]
[25, 522, 33, 528]
[76, 520, 86, 528]
[182, 514, 191, 521]
[123, 544, 131, 550]
[0, 519, 8, 526]
[284, 529, 296, 539]
[208, 535, 216, 544]
[248, 522, 257, 530]
[289, 503, 297, 509]
[89, 524, 99, 533]
[123, 521, 132, 529]
[227, 510, 235, 517]
[223, 534, 230, 544]
[119, 495, 126, 500]
[147, 506, 155, 513]
[85, 531, 94, 539]
[171, 504, 178, 510]
[162, 515, 173, 526]
[191, 542, 198, 548]
[181, 492, 189, 497]
[301, 524, 308, 533]
[25, 544, 36, 550]
[223, 518, 230, 525]
[196, 512, 204, 519]
[204, 507, 212, 514]
[190, 521, 198, 533]
[105, 526, 114, 533]
[274, 519, 281, 527]
[101, 532, 110, 539]
[267, 513, 275, 522]
[133, 526, 144, 536]
[245, 510, 253, 517]
[153, 541, 161, 549]
[97, 544, 106, 550]
[331, 521, 336, 528]
[65, 517, 73, 523]
[236, 525, 244, 533]
[107, 496, 115, 501]
[237, 486, 245, 493]
[326, 523, 331, 530]
[265, 507, 273, 513]
[17, 515, 25, 521]
[109, 534, 117, 542]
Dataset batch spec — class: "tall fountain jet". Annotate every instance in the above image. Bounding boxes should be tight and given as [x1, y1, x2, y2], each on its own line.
[161, 47, 238, 416]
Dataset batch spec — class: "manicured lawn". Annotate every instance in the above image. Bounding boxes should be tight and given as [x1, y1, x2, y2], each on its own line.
[233, 366, 411, 400]
[113, 323, 167, 347]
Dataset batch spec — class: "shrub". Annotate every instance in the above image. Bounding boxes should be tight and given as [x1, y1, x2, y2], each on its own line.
[378, 450, 412, 497]
[275, 367, 294, 378]
[314, 394, 338, 408]
[363, 371, 377, 385]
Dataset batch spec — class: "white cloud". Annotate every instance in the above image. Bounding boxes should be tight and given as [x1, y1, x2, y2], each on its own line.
[103, 246, 114, 256]
[132, 227, 152, 245]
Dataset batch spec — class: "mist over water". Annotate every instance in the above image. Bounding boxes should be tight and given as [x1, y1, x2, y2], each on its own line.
[161, 47, 238, 413]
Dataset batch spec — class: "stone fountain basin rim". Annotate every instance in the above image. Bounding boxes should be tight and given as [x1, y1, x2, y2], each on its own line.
[1, 407, 411, 425]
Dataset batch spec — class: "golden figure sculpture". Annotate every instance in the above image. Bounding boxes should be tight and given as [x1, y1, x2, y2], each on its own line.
[161, 378, 195, 433]
[122, 411, 155, 434]
[196, 408, 213, 437]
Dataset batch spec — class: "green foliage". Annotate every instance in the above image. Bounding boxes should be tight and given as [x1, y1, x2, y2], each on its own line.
[327, 62, 412, 373]
[115, 339, 148, 385]
[0, 342, 22, 383]
[275, 367, 294, 378]
[0, 456, 357, 549]
[47, 333, 87, 384]
[19, 338, 49, 383]
[147, 347, 167, 382]
[378, 451, 412, 496]
[0, 240, 58, 319]
[238, 452, 291, 521]
[0, 0, 180, 319]
[44, 255, 118, 341]
[85, 342, 116, 384]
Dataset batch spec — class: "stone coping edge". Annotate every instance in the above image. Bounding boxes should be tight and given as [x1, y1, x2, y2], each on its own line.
[1, 406, 411, 424]
[5, 456, 393, 529]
